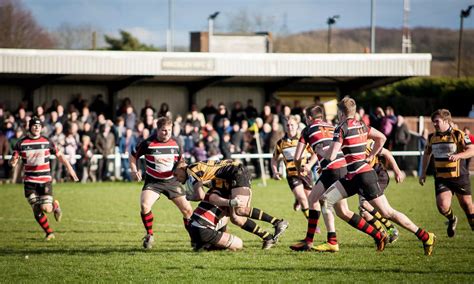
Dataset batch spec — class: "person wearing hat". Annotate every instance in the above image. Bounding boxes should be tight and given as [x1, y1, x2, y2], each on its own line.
[9, 116, 79, 240]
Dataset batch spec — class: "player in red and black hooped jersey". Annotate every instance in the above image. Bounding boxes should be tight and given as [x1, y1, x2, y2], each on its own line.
[290, 106, 387, 253]
[9, 116, 79, 241]
[174, 159, 289, 249]
[129, 116, 193, 250]
[189, 188, 244, 251]
[322, 97, 436, 256]
[420, 109, 474, 237]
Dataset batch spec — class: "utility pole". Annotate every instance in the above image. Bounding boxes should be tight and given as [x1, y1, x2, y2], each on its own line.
[327, 15, 339, 53]
[166, 0, 174, 52]
[370, 0, 376, 53]
[458, 5, 473, 78]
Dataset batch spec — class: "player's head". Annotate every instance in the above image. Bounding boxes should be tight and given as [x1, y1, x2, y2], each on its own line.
[156, 116, 173, 142]
[29, 116, 43, 137]
[286, 115, 298, 137]
[173, 161, 188, 183]
[304, 105, 324, 123]
[431, 109, 452, 132]
[337, 97, 356, 120]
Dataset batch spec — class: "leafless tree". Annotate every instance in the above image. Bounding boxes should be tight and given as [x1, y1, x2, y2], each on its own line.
[0, 0, 56, 48]
[53, 23, 104, 50]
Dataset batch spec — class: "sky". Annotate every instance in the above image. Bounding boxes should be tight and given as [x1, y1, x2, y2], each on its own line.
[23, 0, 474, 48]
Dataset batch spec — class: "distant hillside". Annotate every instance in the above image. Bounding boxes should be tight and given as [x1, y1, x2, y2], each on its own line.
[274, 27, 474, 77]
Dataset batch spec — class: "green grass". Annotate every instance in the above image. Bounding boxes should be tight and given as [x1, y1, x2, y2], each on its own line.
[1, 177, 473, 282]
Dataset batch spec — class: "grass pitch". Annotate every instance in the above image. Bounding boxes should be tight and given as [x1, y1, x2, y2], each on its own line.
[0, 177, 473, 282]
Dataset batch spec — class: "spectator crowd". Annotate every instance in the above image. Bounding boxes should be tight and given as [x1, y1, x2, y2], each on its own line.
[0, 93, 414, 183]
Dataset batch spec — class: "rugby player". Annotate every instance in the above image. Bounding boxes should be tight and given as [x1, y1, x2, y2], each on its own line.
[174, 159, 289, 249]
[290, 106, 388, 253]
[419, 109, 474, 237]
[9, 116, 79, 240]
[129, 116, 193, 250]
[320, 97, 436, 255]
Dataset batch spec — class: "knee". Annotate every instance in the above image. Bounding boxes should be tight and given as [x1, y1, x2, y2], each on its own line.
[41, 204, 53, 213]
[141, 203, 152, 214]
[230, 214, 246, 226]
[234, 207, 249, 217]
[231, 237, 243, 251]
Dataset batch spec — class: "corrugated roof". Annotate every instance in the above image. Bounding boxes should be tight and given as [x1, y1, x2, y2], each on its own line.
[0, 49, 431, 77]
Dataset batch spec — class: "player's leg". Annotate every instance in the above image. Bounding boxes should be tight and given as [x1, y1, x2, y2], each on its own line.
[436, 190, 457, 237]
[369, 194, 436, 255]
[292, 184, 310, 218]
[215, 232, 243, 251]
[229, 213, 275, 249]
[171, 195, 194, 239]
[455, 193, 474, 231]
[26, 187, 54, 240]
[140, 189, 160, 249]
[360, 197, 398, 243]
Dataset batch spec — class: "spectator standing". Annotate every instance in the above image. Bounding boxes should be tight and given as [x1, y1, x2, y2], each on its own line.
[201, 99, 218, 123]
[245, 99, 259, 121]
[96, 124, 116, 181]
[393, 115, 411, 169]
[119, 128, 137, 181]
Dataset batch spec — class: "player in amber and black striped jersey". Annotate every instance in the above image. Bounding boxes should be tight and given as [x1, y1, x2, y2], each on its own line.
[129, 117, 193, 250]
[9, 117, 78, 241]
[271, 116, 315, 218]
[420, 109, 474, 237]
[174, 159, 289, 249]
[321, 97, 436, 256]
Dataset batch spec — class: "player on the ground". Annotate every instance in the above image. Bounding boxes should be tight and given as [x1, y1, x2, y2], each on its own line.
[290, 106, 388, 253]
[359, 139, 404, 243]
[129, 116, 193, 250]
[9, 116, 79, 240]
[271, 116, 316, 219]
[320, 97, 436, 255]
[419, 109, 474, 237]
[174, 159, 289, 249]
[189, 187, 244, 251]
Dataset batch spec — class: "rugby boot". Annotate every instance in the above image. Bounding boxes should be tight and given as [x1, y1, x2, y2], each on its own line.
[262, 237, 277, 250]
[143, 234, 155, 250]
[376, 231, 388, 252]
[313, 242, 339, 253]
[45, 233, 55, 241]
[447, 216, 458, 238]
[289, 240, 313, 251]
[423, 232, 436, 256]
[273, 219, 289, 242]
[387, 227, 399, 244]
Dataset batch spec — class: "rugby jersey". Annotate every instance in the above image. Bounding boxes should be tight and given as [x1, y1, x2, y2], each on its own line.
[191, 190, 229, 229]
[426, 127, 471, 178]
[333, 118, 373, 180]
[132, 136, 181, 181]
[13, 135, 57, 184]
[187, 160, 241, 190]
[300, 119, 346, 171]
[273, 134, 312, 177]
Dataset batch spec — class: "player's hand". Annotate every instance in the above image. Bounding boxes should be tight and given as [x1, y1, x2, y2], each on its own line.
[419, 175, 426, 186]
[9, 158, 18, 168]
[133, 171, 142, 182]
[365, 154, 375, 163]
[70, 172, 79, 182]
[448, 154, 461, 161]
[395, 171, 405, 183]
[229, 197, 243, 207]
[273, 173, 282, 180]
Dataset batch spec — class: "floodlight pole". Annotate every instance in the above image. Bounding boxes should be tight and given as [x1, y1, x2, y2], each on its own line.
[166, 0, 174, 52]
[370, 0, 376, 53]
[457, 5, 473, 78]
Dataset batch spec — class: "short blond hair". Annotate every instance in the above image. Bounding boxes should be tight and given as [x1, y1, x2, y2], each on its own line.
[304, 105, 324, 119]
[431, 109, 452, 124]
[337, 97, 357, 117]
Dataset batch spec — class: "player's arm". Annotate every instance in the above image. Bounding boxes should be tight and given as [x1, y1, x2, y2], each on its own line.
[320, 140, 341, 161]
[367, 127, 386, 163]
[294, 141, 306, 174]
[9, 141, 21, 168]
[208, 192, 244, 208]
[449, 140, 474, 161]
[379, 148, 405, 183]
[271, 146, 282, 180]
[187, 181, 205, 201]
[57, 151, 79, 182]
[129, 154, 142, 181]
[419, 136, 432, 186]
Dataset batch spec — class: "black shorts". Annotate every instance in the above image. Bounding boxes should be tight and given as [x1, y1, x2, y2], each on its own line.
[287, 173, 313, 191]
[24, 182, 53, 198]
[230, 164, 251, 189]
[435, 176, 471, 196]
[143, 177, 186, 199]
[189, 222, 223, 250]
[340, 170, 383, 201]
[316, 168, 348, 189]
[375, 167, 390, 192]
